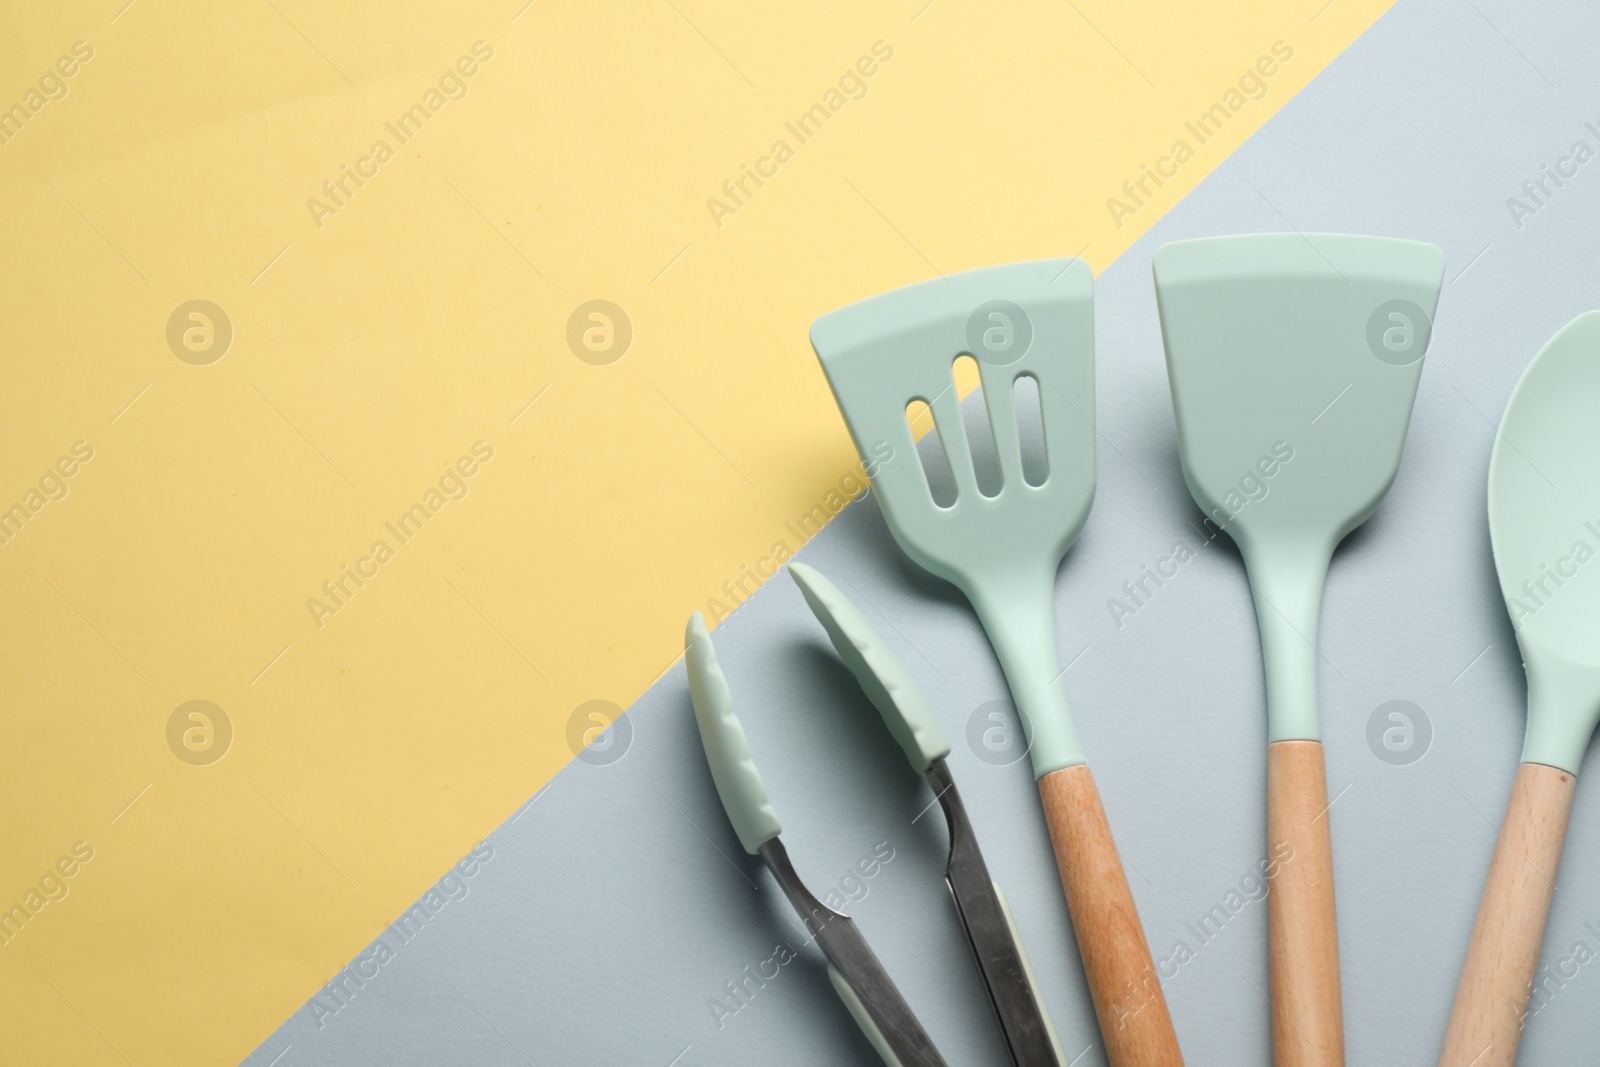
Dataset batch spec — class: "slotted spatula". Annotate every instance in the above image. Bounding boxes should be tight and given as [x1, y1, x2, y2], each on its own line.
[1439, 311, 1600, 1067]
[811, 258, 1184, 1067]
[1153, 233, 1445, 1067]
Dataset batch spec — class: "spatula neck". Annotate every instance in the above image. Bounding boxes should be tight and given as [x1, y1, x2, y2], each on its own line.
[1242, 543, 1332, 743]
[968, 571, 1083, 777]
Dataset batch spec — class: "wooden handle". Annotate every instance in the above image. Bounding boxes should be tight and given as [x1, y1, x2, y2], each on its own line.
[1266, 740, 1344, 1067]
[1438, 762, 1576, 1067]
[1039, 765, 1183, 1067]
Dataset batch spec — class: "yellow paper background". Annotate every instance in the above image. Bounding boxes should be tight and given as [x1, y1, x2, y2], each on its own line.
[0, 1, 1390, 1061]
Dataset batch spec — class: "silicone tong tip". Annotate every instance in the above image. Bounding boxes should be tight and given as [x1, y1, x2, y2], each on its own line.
[685, 613, 781, 853]
[788, 564, 951, 773]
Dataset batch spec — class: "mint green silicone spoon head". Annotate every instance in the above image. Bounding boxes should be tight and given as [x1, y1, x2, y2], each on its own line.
[1489, 311, 1600, 774]
[1154, 234, 1444, 741]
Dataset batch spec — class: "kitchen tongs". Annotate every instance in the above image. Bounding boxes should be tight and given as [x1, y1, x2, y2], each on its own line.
[683, 567, 1064, 1066]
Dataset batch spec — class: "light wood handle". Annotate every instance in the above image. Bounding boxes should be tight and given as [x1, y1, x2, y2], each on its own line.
[1039, 765, 1183, 1067]
[1438, 762, 1576, 1067]
[1266, 739, 1344, 1067]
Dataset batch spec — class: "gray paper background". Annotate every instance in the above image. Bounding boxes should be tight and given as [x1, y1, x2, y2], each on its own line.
[246, 1, 1600, 1063]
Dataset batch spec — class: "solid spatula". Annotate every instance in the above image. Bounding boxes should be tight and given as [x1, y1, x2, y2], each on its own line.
[1153, 233, 1445, 1067]
[811, 259, 1184, 1067]
[1439, 311, 1600, 1067]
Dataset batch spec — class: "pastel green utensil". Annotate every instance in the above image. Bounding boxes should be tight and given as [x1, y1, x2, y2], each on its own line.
[1440, 312, 1600, 1067]
[790, 562, 1065, 1066]
[811, 259, 1183, 1067]
[685, 612, 945, 1067]
[1154, 233, 1444, 1067]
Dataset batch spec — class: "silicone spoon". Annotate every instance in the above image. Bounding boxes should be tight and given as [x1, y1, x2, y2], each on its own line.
[811, 259, 1183, 1066]
[1439, 311, 1600, 1067]
[1153, 233, 1444, 1067]
[790, 562, 1065, 1066]
[685, 612, 946, 1067]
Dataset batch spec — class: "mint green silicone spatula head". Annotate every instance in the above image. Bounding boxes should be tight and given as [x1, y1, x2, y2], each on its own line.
[1154, 234, 1445, 742]
[1489, 311, 1600, 774]
[810, 258, 1094, 776]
